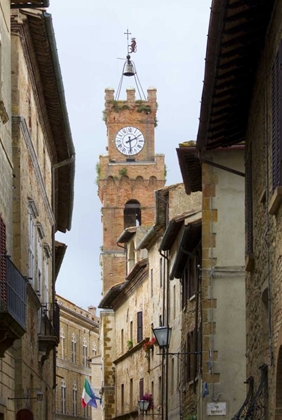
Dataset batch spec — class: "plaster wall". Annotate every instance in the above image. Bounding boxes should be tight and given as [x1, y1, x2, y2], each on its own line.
[201, 150, 246, 420]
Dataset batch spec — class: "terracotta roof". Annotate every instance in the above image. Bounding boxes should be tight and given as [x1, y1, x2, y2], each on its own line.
[14, 10, 75, 233]
[197, 0, 275, 151]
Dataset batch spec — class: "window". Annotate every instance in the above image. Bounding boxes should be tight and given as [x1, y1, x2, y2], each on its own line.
[93, 341, 97, 356]
[130, 379, 133, 411]
[83, 338, 88, 367]
[137, 311, 143, 342]
[28, 212, 35, 283]
[151, 268, 153, 297]
[130, 321, 133, 341]
[173, 285, 176, 319]
[121, 329, 124, 353]
[158, 376, 162, 406]
[272, 41, 282, 192]
[171, 358, 175, 395]
[72, 333, 76, 363]
[37, 235, 42, 297]
[139, 378, 144, 400]
[60, 328, 65, 359]
[73, 381, 77, 415]
[160, 258, 163, 288]
[61, 380, 66, 414]
[246, 147, 253, 255]
[43, 252, 49, 307]
[121, 384, 124, 413]
[181, 251, 201, 309]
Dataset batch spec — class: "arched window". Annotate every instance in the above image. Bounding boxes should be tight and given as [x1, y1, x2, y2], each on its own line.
[71, 333, 76, 363]
[124, 200, 141, 228]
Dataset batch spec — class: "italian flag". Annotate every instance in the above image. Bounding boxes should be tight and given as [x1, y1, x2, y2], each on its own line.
[81, 378, 99, 408]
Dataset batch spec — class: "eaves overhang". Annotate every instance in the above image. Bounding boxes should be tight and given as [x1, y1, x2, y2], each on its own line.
[176, 146, 202, 194]
[15, 10, 76, 233]
[197, 0, 275, 151]
[98, 259, 148, 309]
[136, 225, 164, 251]
[159, 209, 201, 252]
[55, 241, 67, 281]
[117, 227, 137, 244]
[169, 218, 202, 280]
[11, 0, 49, 8]
[98, 283, 124, 310]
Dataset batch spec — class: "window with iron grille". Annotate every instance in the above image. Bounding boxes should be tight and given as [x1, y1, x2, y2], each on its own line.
[272, 41, 282, 192]
[137, 311, 143, 342]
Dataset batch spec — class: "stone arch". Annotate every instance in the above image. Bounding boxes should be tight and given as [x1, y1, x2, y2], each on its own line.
[149, 176, 157, 187]
[16, 409, 34, 420]
[124, 200, 141, 228]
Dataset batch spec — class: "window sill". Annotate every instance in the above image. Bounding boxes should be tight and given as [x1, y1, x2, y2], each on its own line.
[245, 254, 255, 272]
[268, 186, 282, 215]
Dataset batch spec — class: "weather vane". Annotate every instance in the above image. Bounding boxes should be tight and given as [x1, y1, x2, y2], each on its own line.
[115, 29, 145, 100]
[124, 29, 137, 55]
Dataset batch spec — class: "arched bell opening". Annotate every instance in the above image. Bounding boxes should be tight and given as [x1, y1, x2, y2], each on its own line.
[124, 200, 141, 229]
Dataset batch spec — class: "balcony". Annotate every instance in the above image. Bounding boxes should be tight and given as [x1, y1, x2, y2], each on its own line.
[38, 303, 59, 363]
[0, 255, 27, 356]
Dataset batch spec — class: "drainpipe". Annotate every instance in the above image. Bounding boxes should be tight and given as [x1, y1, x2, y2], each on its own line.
[160, 249, 169, 420]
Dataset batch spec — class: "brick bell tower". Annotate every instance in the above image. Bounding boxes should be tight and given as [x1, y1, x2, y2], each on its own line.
[98, 87, 165, 296]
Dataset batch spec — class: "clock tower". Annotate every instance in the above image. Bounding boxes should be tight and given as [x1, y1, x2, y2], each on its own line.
[98, 87, 165, 295]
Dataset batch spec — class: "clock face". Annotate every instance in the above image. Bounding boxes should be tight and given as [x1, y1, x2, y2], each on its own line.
[115, 126, 145, 156]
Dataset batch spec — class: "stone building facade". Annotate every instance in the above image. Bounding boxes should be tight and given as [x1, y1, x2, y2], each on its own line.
[55, 295, 101, 420]
[0, 4, 74, 420]
[189, 0, 281, 418]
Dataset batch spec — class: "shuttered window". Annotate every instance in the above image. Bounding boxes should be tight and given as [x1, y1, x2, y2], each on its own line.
[272, 41, 282, 191]
[139, 378, 144, 400]
[137, 311, 143, 342]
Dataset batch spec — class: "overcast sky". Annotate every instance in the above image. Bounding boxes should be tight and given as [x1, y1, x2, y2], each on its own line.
[49, 1, 211, 312]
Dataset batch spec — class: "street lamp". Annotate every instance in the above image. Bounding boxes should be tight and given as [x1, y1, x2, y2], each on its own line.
[138, 399, 150, 413]
[152, 326, 172, 349]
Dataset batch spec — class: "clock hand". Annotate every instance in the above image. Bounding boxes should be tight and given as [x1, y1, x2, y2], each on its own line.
[125, 133, 142, 143]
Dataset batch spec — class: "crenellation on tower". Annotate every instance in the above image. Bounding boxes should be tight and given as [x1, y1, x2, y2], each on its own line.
[126, 87, 135, 105]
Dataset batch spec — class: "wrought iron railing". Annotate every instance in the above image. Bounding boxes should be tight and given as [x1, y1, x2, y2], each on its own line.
[39, 302, 60, 341]
[0, 255, 27, 329]
[233, 376, 254, 420]
[232, 364, 268, 420]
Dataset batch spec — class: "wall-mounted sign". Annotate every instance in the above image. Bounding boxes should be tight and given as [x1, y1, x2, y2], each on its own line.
[207, 402, 226, 416]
